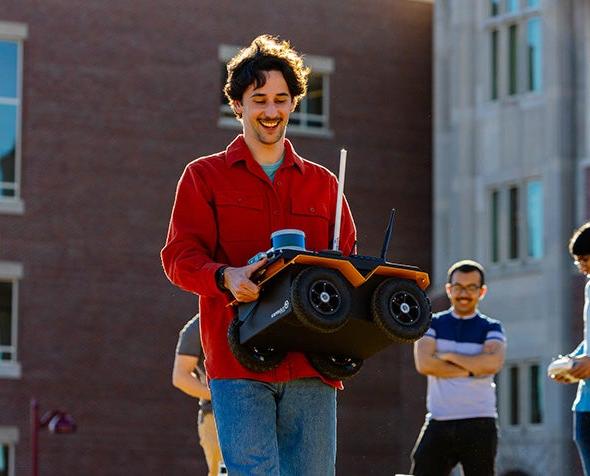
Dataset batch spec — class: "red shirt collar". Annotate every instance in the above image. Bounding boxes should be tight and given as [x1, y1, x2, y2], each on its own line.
[225, 135, 304, 173]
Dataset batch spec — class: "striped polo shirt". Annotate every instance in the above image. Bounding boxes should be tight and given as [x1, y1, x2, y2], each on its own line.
[424, 309, 506, 421]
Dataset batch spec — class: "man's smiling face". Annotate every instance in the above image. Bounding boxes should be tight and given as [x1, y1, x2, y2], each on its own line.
[233, 70, 294, 147]
[445, 270, 487, 317]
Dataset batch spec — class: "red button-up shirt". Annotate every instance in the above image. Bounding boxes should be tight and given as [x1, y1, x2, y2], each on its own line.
[161, 135, 356, 388]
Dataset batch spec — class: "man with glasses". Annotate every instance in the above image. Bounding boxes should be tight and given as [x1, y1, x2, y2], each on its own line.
[410, 260, 506, 476]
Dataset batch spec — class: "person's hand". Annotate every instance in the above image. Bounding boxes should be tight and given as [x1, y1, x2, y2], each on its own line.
[549, 372, 574, 384]
[223, 258, 268, 302]
[569, 356, 590, 380]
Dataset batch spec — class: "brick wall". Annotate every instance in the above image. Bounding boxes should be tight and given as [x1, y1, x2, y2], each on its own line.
[0, 1, 432, 474]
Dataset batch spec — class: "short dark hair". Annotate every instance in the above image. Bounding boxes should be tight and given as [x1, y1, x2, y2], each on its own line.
[569, 222, 590, 257]
[223, 34, 310, 118]
[447, 259, 486, 286]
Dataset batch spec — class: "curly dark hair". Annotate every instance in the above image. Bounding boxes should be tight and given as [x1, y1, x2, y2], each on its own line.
[223, 34, 310, 118]
[569, 222, 590, 257]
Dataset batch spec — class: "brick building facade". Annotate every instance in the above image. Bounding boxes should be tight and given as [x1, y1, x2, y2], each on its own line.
[0, 1, 432, 474]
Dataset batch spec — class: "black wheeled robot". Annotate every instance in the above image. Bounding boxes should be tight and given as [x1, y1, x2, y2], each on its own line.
[227, 150, 432, 380]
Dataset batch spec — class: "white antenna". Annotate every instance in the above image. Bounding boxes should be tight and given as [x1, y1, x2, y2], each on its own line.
[332, 148, 347, 251]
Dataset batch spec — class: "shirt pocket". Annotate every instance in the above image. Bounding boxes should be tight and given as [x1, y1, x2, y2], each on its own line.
[215, 191, 267, 243]
[289, 200, 331, 251]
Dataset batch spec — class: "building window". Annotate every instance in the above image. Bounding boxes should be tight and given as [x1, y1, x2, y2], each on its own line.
[490, 0, 500, 16]
[490, 29, 499, 100]
[0, 427, 18, 476]
[509, 365, 520, 425]
[485, 0, 542, 100]
[508, 185, 519, 260]
[529, 364, 543, 424]
[526, 180, 543, 259]
[0, 262, 22, 379]
[508, 24, 519, 96]
[500, 361, 544, 429]
[491, 189, 500, 263]
[218, 44, 334, 138]
[526, 16, 542, 92]
[506, 0, 519, 14]
[0, 22, 27, 214]
[489, 179, 543, 264]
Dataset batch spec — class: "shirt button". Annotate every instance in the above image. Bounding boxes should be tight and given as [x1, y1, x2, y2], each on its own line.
[276, 180, 282, 186]
[310, 207, 315, 213]
[237, 198, 243, 203]
[273, 210, 280, 216]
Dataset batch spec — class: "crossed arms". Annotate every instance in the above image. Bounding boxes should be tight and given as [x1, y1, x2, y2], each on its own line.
[414, 337, 506, 378]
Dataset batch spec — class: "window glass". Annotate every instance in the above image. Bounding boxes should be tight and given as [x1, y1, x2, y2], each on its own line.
[0, 41, 18, 98]
[491, 30, 499, 100]
[508, 24, 519, 95]
[509, 186, 519, 259]
[529, 364, 543, 424]
[491, 189, 500, 262]
[527, 0, 540, 7]
[510, 365, 520, 425]
[526, 180, 543, 259]
[0, 40, 20, 200]
[490, 0, 500, 16]
[290, 72, 327, 130]
[0, 105, 17, 197]
[506, 0, 519, 13]
[527, 17, 542, 92]
[0, 282, 13, 361]
[0, 443, 7, 476]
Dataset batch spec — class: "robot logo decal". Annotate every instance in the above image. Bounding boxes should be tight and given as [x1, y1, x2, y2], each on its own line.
[271, 300, 290, 319]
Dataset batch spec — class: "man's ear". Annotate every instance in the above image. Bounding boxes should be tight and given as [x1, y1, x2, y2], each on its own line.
[232, 99, 243, 117]
[445, 283, 452, 299]
[479, 285, 488, 300]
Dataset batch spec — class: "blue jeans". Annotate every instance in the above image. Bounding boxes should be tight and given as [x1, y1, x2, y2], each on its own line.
[574, 411, 590, 476]
[209, 378, 336, 476]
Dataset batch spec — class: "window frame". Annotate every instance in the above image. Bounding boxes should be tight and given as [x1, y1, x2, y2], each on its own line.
[483, 0, 542, 102]
[498, 360, 545, 430]
[488, 178, 544, 266]
[0, 261, 23, 379]
[0, 21, 27, 215]
[217, 44, 334, 139]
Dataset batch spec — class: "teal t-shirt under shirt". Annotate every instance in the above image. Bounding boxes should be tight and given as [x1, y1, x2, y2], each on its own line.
[261, 158, 283, 182]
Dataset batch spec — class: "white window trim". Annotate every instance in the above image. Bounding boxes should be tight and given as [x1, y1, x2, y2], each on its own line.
[0, 261, 23, 379]
[0, 21, 28, 215]
[0, 425, 19, 476]
[217, 44, 334, 139]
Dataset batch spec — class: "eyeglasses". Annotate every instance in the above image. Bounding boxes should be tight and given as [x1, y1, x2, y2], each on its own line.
[449, 283, 481, 294]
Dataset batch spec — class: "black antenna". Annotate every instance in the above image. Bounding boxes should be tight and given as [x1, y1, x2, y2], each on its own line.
[380, 209, 396, 261]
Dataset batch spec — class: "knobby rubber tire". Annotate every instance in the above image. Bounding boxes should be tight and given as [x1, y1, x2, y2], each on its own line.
[306, 353, 364, 380]
[371, 278, 432, 343]
[291, 267, 352, 333]
[227, 315, 286, 372]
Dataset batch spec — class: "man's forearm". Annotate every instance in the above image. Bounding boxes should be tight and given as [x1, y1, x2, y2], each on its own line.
[172, 372, 211, 400]
[416, 356, 470, 378]
[439, 352, 501, 376]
